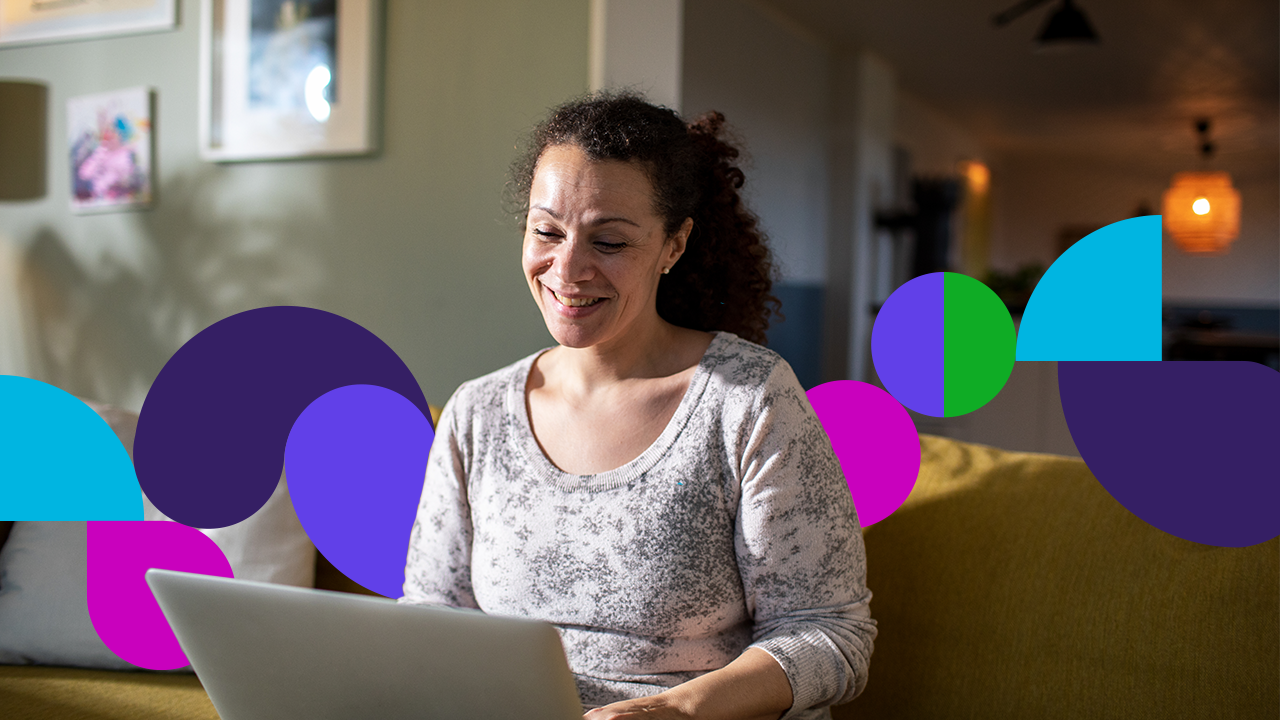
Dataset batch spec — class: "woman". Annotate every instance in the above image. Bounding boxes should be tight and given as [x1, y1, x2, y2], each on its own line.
[401, 93, 875, 720]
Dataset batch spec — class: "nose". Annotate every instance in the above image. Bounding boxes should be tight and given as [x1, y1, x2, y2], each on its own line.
[550, 236, 594, 285]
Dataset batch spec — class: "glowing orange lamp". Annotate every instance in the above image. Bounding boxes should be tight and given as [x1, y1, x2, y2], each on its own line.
[1162, 171, 1241, 254]
[1162, 120, 1241, 255]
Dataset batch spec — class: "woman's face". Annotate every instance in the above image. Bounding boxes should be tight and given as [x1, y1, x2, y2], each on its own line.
[523, 144, 689, 350]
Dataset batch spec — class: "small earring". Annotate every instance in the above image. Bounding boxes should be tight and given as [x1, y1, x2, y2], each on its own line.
[662, 267, 670, 275]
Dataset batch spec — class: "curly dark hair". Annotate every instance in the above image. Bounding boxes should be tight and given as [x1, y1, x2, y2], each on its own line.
[509, 91, 780, 346]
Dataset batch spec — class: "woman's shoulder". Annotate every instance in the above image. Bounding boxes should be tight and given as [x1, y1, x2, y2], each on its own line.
[442, 347, 548, 418]
[705, 331, 796, 391]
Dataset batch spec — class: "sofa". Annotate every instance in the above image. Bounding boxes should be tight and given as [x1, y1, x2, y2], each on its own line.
[2, 434, 1275, 719]
[0, 551, 378, 720]
[837, 435, 1278, 720]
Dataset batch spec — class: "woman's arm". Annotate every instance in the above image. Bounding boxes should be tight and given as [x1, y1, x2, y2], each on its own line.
[399, 389, 480, 608]
[733, 360, 876, 715]
[584, 647, 791, 720]
[588, 358, 876, 720]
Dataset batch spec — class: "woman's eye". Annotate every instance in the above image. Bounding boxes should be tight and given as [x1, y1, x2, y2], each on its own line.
[532, 228, 560, 239]
[595, 241, 626, 252]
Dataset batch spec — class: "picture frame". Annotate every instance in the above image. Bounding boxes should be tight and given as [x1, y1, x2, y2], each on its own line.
[0, 0, 176, 47]
[67, 86, 155, 214]
[199, 0, 381, 162]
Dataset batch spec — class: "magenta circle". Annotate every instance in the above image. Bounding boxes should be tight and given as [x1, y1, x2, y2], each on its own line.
[807, 380, 921, 527]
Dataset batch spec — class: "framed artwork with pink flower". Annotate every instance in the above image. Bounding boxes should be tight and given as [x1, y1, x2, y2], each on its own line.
[67, 87, 154, 213]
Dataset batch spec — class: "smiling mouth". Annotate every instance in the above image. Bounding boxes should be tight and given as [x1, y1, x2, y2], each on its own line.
[551, 289, 604, 308]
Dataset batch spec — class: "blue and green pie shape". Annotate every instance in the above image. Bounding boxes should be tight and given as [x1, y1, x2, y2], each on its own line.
[871, 271, 1015, 418]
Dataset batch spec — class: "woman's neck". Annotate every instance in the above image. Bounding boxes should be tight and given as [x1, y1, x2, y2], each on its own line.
[545, 318, 711, 396]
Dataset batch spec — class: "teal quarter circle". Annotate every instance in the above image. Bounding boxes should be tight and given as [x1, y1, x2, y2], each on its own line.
[1015, 215, 1161, 361]
[0, 376, 143, 520]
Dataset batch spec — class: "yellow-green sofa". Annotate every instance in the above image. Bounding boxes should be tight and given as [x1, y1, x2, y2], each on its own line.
[2, 435, 1276, 719]
[0, 551, 378, 720]
[838, 435, 1278, 720]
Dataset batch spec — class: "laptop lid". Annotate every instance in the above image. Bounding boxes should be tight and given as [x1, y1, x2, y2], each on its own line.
[146, 569, 584, 720]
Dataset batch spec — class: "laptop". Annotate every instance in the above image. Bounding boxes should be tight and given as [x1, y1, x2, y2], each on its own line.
[145, 569, 585, 720]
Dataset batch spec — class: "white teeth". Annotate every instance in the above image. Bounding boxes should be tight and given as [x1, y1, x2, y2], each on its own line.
[553, 290, 602, 307]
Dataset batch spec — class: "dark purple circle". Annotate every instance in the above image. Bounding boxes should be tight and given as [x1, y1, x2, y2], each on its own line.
[135, 306, 430, 529]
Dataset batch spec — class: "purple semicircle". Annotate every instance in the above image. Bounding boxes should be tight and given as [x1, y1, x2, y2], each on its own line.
[872, 272, 944, 416]
[1059, 360, 1280, 548]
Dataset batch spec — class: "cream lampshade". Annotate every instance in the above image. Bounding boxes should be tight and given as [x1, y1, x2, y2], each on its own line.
[0, 80, 48, 201]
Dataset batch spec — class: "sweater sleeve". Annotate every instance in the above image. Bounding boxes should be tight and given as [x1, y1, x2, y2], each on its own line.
[399, 386, 481, 609]
[736, 362, 877, 717]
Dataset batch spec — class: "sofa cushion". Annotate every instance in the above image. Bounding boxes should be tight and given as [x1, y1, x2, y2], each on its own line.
[838, 434, 1278, 719]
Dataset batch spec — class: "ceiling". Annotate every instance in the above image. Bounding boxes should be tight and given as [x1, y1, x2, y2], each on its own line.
[762, 0, 1279, 162]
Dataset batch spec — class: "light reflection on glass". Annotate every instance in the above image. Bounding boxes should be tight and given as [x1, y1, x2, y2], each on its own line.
[305, 64, 332, 123]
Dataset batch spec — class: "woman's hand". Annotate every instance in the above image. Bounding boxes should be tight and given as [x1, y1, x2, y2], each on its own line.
[582, 648, 792, 720]
[584, 693, 693, 719]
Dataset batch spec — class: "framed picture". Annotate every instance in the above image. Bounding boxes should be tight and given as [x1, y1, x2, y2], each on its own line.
[67, 87, 154, 213]
[199, 0, 380, 162]
[0, 0, 176, 47]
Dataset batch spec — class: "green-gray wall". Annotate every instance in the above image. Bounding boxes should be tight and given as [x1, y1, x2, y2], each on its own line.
[0, 0, 588, 410]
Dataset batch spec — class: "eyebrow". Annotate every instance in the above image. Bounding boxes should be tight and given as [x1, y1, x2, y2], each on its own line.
[531, 206, 641, 228]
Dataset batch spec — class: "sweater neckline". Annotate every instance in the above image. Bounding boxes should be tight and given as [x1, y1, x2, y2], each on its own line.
[508, 331, 728, 491]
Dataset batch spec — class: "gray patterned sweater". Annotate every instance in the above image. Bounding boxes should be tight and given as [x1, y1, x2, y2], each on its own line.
[400, 332, 876, 718]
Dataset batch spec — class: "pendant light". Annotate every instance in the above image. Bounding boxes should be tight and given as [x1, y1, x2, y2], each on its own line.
[1035, 0, 1099, 47]
[992, 0, 1100, 49]
[1162, 120, 1241, 255]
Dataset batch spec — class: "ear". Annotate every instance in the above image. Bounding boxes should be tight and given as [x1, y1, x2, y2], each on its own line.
[664, 217, 695, 269]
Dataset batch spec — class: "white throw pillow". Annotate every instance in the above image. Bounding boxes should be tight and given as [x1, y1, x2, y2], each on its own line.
[0, 400, 316, 669]
[0, 521, 140, 669]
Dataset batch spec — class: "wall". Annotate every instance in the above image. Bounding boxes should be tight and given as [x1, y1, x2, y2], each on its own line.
[0, 0, 589, 410]
[681, 0, 831, 387]
[836, 52, 896, 385]
[591, 0, 683, 110]
[992, 149, 1279, 306]
[875, 90, 1080, 455]
[894, 89, 985, 177]
[680, 2, 994, 390]
[682, 0, 830, 287]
